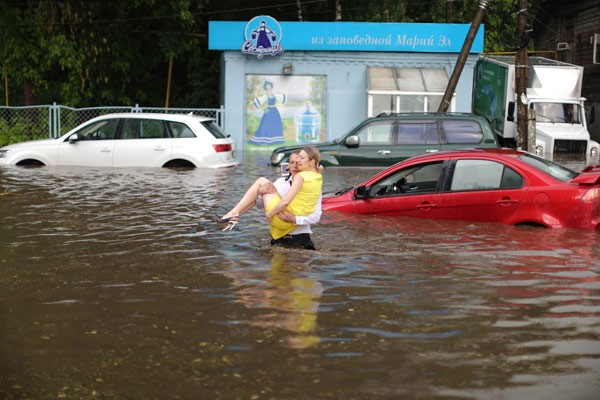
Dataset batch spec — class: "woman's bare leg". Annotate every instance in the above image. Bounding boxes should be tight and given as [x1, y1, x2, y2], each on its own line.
[222, 177, 272, 219]
[261, 192, 279, 217]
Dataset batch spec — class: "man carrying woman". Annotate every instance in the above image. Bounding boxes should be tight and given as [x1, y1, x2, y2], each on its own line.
[257, 151, 322, 250]
[216, 146, 323, 249]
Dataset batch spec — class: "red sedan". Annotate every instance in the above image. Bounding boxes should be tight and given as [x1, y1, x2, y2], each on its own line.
[322, 148, 600, 230]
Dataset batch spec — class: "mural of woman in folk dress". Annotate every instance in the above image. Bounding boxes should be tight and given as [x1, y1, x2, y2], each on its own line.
[249, 80, 286, 145]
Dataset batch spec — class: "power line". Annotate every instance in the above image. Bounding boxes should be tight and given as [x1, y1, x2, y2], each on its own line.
[1, 0, 324, 27]
[2, 0, 457, 28]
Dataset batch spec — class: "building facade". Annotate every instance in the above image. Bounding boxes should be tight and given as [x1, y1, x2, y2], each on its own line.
[209, 18, 484, 152]
[534, 0, 600, 141]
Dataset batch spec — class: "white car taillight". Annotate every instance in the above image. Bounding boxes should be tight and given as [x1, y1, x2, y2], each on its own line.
[213, 144, 232, 153]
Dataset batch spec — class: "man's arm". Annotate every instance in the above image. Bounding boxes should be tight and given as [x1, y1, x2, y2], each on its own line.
[278, 193, 322, 226]
[294, 193, 322, 225]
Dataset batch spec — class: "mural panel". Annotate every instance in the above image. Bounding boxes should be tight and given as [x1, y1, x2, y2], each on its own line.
[246, 75, 327, 149]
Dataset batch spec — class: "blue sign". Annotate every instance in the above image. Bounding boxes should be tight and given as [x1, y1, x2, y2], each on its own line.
[241, 16, 285, 59]
[209, 20, 484, 53]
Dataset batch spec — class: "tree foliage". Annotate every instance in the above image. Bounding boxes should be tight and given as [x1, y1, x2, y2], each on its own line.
[0, 0, 545, 109]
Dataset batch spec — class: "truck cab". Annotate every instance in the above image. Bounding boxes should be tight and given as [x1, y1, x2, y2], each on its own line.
[505, 99, 600, 164]
[473, 55, 600, 165]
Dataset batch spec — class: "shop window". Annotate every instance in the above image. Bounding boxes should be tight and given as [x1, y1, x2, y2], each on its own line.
[367, 67, 455, 116]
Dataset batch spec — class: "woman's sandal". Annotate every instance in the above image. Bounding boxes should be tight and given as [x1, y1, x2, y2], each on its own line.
[222, 220, 238, 231]
[215, 214, 239, 231]
[214, 215, 233, 223]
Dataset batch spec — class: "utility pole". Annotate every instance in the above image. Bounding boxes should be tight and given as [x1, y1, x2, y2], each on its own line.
[438, 0, 489, 113]
[515, 0, 530, 150]
[165, 55, 173, 111]
[3, 48, 7, 106]
[296, 0, 303, 21]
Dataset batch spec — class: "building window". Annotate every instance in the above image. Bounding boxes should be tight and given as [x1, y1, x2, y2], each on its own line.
[367, 67, 454, 116]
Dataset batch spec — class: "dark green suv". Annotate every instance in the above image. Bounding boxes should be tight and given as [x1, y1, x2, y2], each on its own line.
[270, 113, 499, 167]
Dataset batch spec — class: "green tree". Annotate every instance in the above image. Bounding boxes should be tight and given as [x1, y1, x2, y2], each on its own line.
[1, 0, 211, 107]
[0, 0, 546, 109]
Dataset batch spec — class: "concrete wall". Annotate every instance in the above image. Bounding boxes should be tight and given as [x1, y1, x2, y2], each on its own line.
[220, 50, 479, 151]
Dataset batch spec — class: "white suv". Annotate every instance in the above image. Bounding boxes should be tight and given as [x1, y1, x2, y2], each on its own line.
[0, 113, 238, 168]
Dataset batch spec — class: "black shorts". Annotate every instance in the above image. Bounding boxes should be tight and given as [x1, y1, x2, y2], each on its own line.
[271, 233, 316, 250]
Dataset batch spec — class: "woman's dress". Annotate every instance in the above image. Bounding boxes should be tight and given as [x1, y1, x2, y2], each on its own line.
[266, 171, 322, 239]
[249, 95, 285, 145]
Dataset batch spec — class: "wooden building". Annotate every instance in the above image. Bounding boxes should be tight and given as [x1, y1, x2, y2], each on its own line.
[534, 0, 600, 140]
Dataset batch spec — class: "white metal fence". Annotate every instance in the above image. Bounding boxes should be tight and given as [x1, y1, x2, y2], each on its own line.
[0, 103, 225, 141]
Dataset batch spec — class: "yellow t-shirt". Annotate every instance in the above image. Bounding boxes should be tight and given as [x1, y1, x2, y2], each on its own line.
[266, 171, 322, 239]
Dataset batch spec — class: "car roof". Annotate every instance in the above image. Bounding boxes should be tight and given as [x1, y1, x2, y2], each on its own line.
[407, 147, 525, 161]
[360, 148, 548, 187]
[90, 112, 214, 123]
[373, 112, 489, 120]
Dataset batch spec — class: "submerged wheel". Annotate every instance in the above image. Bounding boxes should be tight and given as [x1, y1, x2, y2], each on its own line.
[16, 159, 45, 167]
[162, 159, 196, 168]
[514, 222, 547, 229]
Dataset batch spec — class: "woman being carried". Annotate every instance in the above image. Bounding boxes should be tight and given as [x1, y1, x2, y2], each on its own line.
[217, 147, 322, 240]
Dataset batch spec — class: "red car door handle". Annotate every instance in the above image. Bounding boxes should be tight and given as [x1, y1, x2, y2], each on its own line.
[416, 202, 436, 210]
[497, 197, 518, 206]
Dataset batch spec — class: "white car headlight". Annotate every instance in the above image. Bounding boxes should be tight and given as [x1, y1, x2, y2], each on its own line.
[590, 147, 599, 157]
[0, 149, 9, 158]
[271, 152, 285, 165]
[534, 145, 544, 156]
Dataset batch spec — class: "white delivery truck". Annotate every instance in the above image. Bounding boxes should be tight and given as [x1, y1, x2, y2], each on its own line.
[472, 55, 599, 163]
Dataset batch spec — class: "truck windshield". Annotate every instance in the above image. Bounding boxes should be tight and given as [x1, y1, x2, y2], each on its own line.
[533, 102, 581, 124]
[518, 152, 578, 181]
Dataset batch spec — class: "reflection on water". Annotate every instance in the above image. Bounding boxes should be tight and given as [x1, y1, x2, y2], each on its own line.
[1, 153, 600, 399]
[222, 252, 322, 349]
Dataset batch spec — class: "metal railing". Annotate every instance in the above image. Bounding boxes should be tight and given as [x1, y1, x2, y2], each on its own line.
[0, 103, 225, 142]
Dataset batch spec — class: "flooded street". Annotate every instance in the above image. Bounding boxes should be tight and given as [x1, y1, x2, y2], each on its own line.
[1, 152, 600, 399]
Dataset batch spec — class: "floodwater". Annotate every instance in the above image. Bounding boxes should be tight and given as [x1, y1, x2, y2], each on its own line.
[1, 152, 599, 400]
